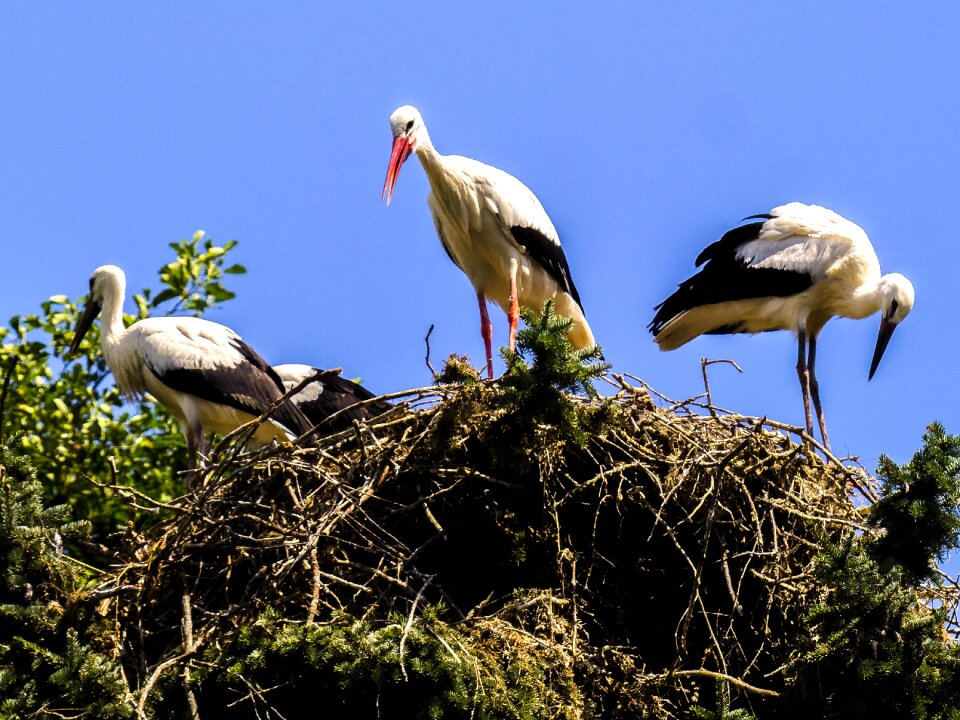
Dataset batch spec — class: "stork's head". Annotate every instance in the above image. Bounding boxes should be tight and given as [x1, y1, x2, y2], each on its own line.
[68, 265, 126, 356]
[868, 272, 915, 380]
[382, 105, 425, 205]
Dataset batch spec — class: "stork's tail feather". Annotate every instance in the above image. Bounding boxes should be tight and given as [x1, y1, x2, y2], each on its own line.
[552, 293, 595, 350]
[650, 304, 747, 351]
[568, 318, 596, 351]
[650, 316, 698, 351]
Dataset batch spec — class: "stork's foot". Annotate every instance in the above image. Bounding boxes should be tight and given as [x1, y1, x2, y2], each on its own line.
[484, 358, 494, 380]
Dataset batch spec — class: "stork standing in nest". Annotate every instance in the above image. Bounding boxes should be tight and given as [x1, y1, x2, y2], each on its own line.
[649, 202, 914, 449]
[382, 105, 594, 379]
[69, 265, 311, 481]
[273, 364, 392, 432]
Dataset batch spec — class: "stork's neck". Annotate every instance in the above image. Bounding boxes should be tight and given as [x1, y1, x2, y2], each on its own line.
[411, 126, 446, 181]
[98, 282, 127, 346]
[840, 277, 887, 320]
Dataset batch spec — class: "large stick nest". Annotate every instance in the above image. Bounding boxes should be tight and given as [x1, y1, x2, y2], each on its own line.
[98, 371, 874, 719]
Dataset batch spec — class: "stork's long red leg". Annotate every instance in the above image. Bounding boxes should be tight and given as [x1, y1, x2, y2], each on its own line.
[796, 328, 814, 439]
[807, 334, 831, 450]
[507, 270, 520, 352]
[477, 291, 494, 379]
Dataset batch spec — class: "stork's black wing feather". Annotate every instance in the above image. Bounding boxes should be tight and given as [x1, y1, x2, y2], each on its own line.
[649, 219, 813, 336]
[148, 338, 312, 436]
[292, 373, 393, 432]
[510, 225, 584, 310]
[694, 219, 768, 266]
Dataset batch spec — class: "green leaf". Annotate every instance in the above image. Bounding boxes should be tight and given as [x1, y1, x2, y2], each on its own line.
[151, 289, 179, 307]
[206, 284, 235, 303]
[133, 294, 149, 319]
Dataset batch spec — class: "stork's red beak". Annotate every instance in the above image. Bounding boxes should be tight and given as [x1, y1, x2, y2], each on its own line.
[868, 316, 897, 381]
[68, 298, 101, 357]
[382, 135, 413, 205]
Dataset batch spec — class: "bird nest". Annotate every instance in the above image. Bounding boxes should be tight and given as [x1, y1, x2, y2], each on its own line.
[97, 369, 873, 719]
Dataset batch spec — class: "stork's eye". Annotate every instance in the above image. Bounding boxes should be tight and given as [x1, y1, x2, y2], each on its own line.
[891, 298, 899, 314]
[405, 119, 414, 132]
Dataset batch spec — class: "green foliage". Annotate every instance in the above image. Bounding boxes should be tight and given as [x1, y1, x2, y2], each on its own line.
[0, 439, 131, 719]
[787, 424, 960, 719]
[437, 353, 482, 385]
[153, 232, 246, 316]
[501, 300, 607, 398]
[689, 679, 757, 720]
[0, 231, 245, 542]
[497, 300, 610, 447]
[0, 438, 90, 604]
[869, 422, 960, 583]
[191, 607, 582, 720]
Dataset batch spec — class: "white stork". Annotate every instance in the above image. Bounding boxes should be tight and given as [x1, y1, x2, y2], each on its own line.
[382, 105, 594, 379]
[272, 364, 393, 432]
[69, 265, 311, 480]
[649, 202, 915, 449]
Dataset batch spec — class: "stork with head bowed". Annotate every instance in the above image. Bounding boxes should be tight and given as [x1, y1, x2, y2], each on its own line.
[648, 202, 914, 449]
[382, 105, 595, 379]
[69, 265, 312, 481]
[273, 364, 393, 432]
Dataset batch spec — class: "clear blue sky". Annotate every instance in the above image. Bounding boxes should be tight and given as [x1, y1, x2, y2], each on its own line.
[2, 3, 958, 564]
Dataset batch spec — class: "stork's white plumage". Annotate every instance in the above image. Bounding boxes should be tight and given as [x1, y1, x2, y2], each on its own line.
[69, 265, 311, 481]
[273, 364, 393, 432]
[382, 105, 594, 379]
[649, 202, 915, 448]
